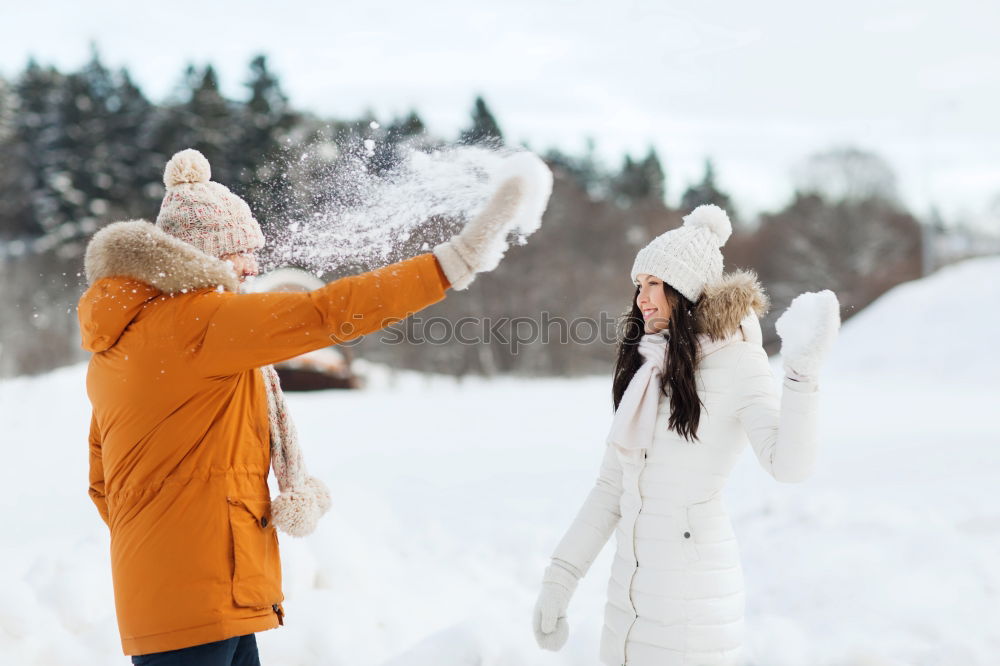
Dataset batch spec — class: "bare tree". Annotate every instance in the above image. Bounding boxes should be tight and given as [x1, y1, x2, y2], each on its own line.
[749, 192, 922, 349]
[793, 147, 899, 204]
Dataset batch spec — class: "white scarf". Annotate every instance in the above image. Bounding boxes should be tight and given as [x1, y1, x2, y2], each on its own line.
[606, 328, 744, 450]
[607, 333, 669, 451]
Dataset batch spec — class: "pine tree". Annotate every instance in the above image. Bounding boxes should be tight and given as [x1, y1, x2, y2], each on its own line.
[0, 59, 66, 239]
[386, 110, 425, 141]
[640, 147, 665, 202]
[150, 64, 240, 186]
[28, 49, 158, 249]
[0, 74, 15, 238]
[612, 146, 665, 205]
[459, 96, 503, 145]
[0, 75, 12, 144]
[544, 137, 609, 198]
[108, 68, 160, 217]
[614, 155, 642, 202]
[232, 55, 299, 223]
[54, 50, 117, 240]
[148, 65, 199, 175]
[188, 66, 238, 180]
[680, 159, 738, 223]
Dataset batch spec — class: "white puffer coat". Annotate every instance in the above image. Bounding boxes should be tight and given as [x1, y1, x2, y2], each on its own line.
[551, 273, 819, 666]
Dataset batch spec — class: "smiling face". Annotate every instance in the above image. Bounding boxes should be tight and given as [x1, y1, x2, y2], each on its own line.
[636, 273, 674, 334]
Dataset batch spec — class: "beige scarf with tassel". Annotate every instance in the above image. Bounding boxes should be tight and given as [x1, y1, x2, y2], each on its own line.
[260, 364, 331, 536]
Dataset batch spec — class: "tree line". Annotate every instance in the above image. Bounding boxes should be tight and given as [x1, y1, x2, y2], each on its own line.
[0, 49, 931, 377]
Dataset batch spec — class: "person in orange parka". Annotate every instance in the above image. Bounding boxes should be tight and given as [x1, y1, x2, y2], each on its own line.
[78, 148, 551, 665]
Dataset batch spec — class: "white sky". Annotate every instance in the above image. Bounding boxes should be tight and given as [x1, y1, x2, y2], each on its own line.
[2, 0, 998, 227]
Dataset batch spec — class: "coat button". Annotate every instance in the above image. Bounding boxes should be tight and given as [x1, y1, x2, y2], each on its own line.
[683, 531, 691, 538]
[261, 517, 269, 528]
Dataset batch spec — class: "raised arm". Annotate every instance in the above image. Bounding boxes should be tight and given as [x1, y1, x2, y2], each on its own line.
[189, 155, 554, 377]
[189, 253, 449, 376]
[735, 289, 840, 483]
[734, 345, 820, 483]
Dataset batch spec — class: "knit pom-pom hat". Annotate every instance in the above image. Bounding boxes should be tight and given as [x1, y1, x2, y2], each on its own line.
[630, 204, 733, 302]
[155, 149, 265, 258]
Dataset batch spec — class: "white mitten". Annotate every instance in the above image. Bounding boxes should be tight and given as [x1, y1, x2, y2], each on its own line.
[775, 290, 841, 380]
[533, 559, 580, 651]
[433, 152, 552, 290]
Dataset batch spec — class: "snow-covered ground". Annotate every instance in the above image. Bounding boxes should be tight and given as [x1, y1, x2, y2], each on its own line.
[1, 256, 998, 666]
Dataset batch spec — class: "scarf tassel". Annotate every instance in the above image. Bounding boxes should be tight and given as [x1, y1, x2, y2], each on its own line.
[260, 364, 331, 537]
[271, 476, 332, 537]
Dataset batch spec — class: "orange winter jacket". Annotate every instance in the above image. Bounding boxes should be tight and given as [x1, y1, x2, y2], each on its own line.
[78, 220, 449, 655]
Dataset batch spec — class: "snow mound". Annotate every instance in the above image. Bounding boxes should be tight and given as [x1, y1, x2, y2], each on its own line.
[2, 258, 999, 665]
[826, 255, 1000, 384]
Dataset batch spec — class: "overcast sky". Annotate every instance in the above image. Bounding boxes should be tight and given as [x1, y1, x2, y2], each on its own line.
[2, 0, 998, 226]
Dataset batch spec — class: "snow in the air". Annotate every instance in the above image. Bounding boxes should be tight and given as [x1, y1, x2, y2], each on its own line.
[265, 145, 547, 275]
[1, 256, 998, 665]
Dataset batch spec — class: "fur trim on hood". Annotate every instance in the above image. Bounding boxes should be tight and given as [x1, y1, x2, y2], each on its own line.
[695, 269, 770, 341]
[84, 219, 240, 293]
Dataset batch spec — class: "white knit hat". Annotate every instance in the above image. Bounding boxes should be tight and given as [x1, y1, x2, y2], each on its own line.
[155, 149, 265, 258]
[630, 204, 733, 302]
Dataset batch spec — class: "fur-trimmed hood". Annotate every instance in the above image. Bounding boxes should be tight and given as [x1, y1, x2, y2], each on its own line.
[78, 220, 240, 352]
[84, 219, 240, 293]
[695, 269, 770, 341]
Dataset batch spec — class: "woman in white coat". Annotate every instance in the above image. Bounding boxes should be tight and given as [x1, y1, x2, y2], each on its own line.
[532, 205, 840, 666]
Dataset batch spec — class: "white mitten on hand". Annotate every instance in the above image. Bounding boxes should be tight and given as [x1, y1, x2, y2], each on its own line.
[533, 559, 579, 651]
[434, 152, 553, 290]
[775, 289, 841, 379]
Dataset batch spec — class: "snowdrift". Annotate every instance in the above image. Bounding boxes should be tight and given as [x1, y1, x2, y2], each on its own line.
[1, 257, 997, 665]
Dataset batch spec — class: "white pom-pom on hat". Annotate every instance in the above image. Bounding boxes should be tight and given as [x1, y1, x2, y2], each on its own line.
[683, 204, 732, 247]
[164, 148, 211, 187]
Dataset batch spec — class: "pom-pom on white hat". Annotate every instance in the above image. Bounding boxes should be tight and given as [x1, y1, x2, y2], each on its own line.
[630, 204, 733, 302]
[155, 149, 265, 258]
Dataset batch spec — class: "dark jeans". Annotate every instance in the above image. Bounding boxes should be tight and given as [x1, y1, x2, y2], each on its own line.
[130, 634, 259, 666]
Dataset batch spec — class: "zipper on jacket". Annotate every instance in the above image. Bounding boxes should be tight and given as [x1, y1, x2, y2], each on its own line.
[621, 449, 647, 665]
[272, 603, 284, 626]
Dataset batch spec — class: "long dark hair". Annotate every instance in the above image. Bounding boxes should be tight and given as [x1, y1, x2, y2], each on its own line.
[612, 283, 702, 441]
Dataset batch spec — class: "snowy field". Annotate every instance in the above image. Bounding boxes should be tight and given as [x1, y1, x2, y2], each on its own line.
[1, 256, 998, 665]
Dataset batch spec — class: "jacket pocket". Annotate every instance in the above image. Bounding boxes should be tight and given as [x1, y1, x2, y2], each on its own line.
[227, 497, 283, 609]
